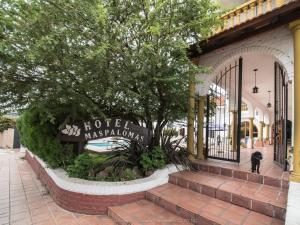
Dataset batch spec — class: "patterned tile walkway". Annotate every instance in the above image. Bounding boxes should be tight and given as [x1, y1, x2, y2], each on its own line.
[0, 149, 116, 225]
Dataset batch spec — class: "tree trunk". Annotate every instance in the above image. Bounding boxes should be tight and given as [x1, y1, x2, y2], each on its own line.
[150, 120, 168, 149]
[152, 125, 161, 147]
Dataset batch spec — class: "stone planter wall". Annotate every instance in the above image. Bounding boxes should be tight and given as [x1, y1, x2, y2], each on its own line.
[25, 149, 180, 214]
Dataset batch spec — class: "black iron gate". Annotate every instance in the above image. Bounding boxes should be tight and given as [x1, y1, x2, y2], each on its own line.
[205, 57, 243, 162]
[274, 62, 288, 170]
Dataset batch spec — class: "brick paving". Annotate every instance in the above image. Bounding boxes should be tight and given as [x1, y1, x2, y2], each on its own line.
[0, 149, 116, 225]
[0, 146, 289, 225]
[171, 170, 288, 207]
[147, 183, 284, 225]
[169, 171, 287, 220]
[193, 146, 289, 181]
[109, 200, 192, 225]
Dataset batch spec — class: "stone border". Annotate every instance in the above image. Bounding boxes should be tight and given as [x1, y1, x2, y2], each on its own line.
[25, 149, 182, 214]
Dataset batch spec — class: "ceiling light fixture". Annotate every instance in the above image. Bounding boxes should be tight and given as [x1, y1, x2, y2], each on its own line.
[267, 91, 272, 108]
[252, 69, 259, 94]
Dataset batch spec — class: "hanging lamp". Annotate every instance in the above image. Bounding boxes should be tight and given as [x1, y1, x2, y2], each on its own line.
[267, 91, 272, 108]
[252, 69, 259, 93]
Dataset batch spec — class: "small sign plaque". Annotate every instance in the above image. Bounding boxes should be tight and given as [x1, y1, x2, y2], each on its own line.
[57, 118, 151, 145]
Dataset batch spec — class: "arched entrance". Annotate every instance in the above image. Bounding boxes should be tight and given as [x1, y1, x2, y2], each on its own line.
[200, 52, 292, 169]
[204, 58, 243, 162]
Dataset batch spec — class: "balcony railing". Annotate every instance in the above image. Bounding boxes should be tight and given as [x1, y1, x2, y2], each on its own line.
[213, 0, 295, 35]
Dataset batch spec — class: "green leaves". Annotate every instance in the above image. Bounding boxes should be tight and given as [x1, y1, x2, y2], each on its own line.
[16, 108, 76, 168]
[1, 0, 220, 146]
[149, 23, 160, 35]
[140, 146, 166, 174]
[67, 152, 109, 179]
[0, 116, 16, 132]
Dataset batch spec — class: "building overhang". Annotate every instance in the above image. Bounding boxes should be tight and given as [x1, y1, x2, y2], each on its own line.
[189, 0, 300, 59]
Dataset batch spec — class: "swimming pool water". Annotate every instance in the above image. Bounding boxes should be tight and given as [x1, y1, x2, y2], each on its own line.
[88, 141, 126, 148]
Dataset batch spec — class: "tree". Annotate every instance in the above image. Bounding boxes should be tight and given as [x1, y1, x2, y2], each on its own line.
[0, 0, 220, 148]
[0, 116, 16, 132]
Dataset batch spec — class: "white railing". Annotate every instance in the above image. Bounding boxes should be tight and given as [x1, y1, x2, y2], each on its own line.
[213, 0, 294, 35]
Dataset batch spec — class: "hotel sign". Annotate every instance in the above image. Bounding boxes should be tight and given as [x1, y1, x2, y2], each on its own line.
[57, 118, 151, 145]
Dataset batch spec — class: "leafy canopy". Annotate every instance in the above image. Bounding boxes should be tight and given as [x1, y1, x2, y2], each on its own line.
[0, 116, 16, 132]
[1, 0, 220, 144]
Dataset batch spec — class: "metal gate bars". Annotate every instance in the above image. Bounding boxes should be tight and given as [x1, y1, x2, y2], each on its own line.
[205, 57, 243, 162]
[274, 62, 288, 170]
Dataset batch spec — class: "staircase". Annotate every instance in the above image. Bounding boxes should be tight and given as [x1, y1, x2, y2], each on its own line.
[107, 163, 288, 225]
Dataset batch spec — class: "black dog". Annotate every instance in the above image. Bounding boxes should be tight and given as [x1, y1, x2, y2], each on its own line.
[251, 151, 263, 174]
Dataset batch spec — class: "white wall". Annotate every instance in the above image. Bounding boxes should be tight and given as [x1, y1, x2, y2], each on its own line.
[0, 128, 15, 149]
[195, 25, 294, 96]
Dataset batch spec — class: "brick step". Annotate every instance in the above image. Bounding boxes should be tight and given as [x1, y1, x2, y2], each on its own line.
[108, 199, 192, 225]
[193, 161, 289, 189]
[92, 216, 117, 225]
[169, 171, 287, 220]
[146, 183, 284, 225]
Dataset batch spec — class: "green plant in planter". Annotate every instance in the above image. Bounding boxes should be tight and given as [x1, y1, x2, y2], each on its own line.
[67, 141, 145, 181]
[140, 146, 166, 175]
[120, 168, 139, 181]
[67, 152, 109, 179]
[140, 153, 153, 174]
[160, 128, 195, 171]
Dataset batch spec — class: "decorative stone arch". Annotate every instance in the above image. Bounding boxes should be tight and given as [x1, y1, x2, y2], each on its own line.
[195, 25, 294, 96]
[212, 45, 293, 78]
[196, 45, 293, 96]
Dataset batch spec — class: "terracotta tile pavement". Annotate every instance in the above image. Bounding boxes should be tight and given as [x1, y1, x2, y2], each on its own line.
[0, 149, 116, 225]
[148, 183, 284, 225]
[0, 148, 288, 225]
[193, 146, 289, 180]
[109, 200, 192, 225]
[172, 170, 287, 208]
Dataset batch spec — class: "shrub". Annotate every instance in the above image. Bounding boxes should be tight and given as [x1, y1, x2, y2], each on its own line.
[67, 152, 109, 179]
[140, 146, 166, 174]
[67, 151, 143, 181]
[69, 142, 166, 180]
[139, 153, 152, 173]
[0, 116, 16, 132]
[161, 129, 195, 171]
[161, 128, 178, 147]
[17, 107, 75, 168]
[119, 168, 139, 181]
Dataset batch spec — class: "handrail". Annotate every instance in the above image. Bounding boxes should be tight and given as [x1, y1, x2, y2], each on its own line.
[213, 0, 294, 35]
